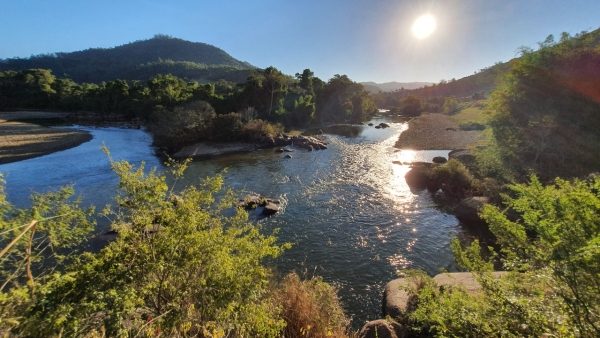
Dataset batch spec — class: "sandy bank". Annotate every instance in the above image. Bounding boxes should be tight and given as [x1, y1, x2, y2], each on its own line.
[395, 113, 483, 150]
[0, 112, 92, 164]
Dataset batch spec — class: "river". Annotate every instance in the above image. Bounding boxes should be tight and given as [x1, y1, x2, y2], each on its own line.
[0, 117, 464, 326]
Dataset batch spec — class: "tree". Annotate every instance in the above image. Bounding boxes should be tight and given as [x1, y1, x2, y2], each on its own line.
[1, 157, 288, 336]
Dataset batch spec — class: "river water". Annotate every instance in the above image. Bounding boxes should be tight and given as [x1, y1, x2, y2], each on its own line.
[0, 118, 463, 326]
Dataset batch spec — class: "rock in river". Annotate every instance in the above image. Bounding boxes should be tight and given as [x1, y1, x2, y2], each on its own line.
[432, 156, 447, 164]
[454, 196, 490, 226]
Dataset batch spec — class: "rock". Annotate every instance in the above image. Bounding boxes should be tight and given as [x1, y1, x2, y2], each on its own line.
[404, 163, 433, 191]
[284, 154, 292, 159]
[433, 272, 508, 294]
[445, 127, 457, 131]
[262, 200, 280, 215]
[378, 122, 390, 128]
[368, 123, 374, 126]
[454, 196, 490, 226]
[358, 319, 406, 338]
[432, 156, 447, 164]
[383, 278, 419, 321]
[448, 149, 476, 167]
[375, 125, 382, 129]
[238, 194, 263, 209]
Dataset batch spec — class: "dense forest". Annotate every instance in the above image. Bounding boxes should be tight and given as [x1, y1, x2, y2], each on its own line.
[0, 35, 255, 83]
[0, 66, 376, 150]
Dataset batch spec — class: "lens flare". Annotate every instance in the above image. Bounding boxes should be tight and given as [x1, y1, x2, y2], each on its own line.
[411, 14, 437, 39]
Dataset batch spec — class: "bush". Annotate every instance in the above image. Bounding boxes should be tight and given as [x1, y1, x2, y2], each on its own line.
[273, 273, 350, 338]
[2, 157, 289, 337]
[241, 119, 284, 141]
[209, 112, 244, 141]
[409, 175, 600, 337]
[430, 159, 477, 200]
[148, 100, 216, 150]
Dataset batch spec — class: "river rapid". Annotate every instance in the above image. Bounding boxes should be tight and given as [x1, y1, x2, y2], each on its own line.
[0, 117, 465, 326]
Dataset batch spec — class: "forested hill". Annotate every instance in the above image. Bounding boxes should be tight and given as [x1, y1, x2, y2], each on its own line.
[0, 35, 256, 83]
[403, 61, 511, 98]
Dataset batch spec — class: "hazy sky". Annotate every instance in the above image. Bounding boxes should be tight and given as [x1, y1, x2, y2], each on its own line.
[1, 0, 598, 83]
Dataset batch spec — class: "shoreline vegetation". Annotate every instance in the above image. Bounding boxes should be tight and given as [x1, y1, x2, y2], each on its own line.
[0, 111, 92, 164]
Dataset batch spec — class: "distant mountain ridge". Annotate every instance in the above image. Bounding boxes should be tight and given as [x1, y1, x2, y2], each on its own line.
[360, 81, 432, 93]
[0, 34, 256, 83]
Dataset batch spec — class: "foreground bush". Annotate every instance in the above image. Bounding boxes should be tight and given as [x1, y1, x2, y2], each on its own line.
[409, 175, 600, 337]
[273, 273, 350, 338]
[0, 156, 289, 336]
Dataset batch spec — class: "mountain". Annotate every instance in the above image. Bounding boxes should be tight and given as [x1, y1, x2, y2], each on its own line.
[360, 81, 432, 93]
[0, 35, 256, 83]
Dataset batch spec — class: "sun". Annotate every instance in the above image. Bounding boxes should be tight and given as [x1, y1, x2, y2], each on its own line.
[411, 14, 437, 39]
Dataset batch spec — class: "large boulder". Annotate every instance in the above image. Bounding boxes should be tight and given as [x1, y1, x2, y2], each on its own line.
[358, 319, 406, 338]
[262, 200, 281, 216]
[454, 196, 490, 226]
[383, 278, 419, 321]
[448, 149, 476, 167]
[404, 163, 433, 191]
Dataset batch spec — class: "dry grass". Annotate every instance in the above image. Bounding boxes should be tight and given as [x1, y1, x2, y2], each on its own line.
[273, 273, 351, 338]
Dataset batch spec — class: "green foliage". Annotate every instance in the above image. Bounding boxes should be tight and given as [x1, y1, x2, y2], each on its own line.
[399, 96, 423, 116]
[411, 175, 600, 337]
[430, 159, 477, 200]
[0, 177, 95, 333]
[315, 74, 376, 123]
[2, 157, 289, 336]
[486, 29, 600, 180]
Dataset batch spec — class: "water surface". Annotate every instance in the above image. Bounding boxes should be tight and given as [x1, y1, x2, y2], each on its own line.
[0, 119, 462, 326]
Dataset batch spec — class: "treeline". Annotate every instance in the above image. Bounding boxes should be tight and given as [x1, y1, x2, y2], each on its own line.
[0, 67, 376, 149]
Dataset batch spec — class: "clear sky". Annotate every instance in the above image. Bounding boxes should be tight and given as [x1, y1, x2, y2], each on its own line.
[1, 0, 599, 83]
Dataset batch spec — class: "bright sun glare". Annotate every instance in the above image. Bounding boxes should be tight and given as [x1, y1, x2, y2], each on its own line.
[411, 14, 437, 39]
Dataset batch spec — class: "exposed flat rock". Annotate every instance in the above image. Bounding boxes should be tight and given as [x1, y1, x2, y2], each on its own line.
[433, 272, 509, 293]
[174, 142, 258, 159]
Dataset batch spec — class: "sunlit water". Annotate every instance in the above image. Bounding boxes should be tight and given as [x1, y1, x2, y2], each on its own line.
[0, 119, 463, 327]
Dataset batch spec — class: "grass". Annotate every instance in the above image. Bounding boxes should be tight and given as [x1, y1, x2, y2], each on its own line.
[450, 100, 489, 125]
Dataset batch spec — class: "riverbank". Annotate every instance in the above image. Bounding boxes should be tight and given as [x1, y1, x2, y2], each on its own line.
[395, 113, 484, 150]
[0, 112, 92, 164]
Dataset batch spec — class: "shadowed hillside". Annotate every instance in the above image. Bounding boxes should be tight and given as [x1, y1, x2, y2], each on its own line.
[0, 34, 256, 83]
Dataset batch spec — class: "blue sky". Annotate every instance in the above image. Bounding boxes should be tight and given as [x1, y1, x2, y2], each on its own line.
[1, 0, 599, 83]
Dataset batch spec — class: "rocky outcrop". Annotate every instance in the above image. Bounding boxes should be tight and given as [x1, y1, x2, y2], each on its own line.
[358, 319, 406, 338]
[404, 163, 434, 191]
[432, 156, 447, 164]
[454, 196, 490, 226]
[238, 194, 282, 217]
[448, 149, 476, 167]
[375, 122, 390, 129]
[383, 278, 419, 321]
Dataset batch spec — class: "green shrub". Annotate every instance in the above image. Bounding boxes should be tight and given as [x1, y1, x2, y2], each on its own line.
[431, 159, 477, 200]
[2, 156, 289, 337]
[409, 175, 600, 337]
